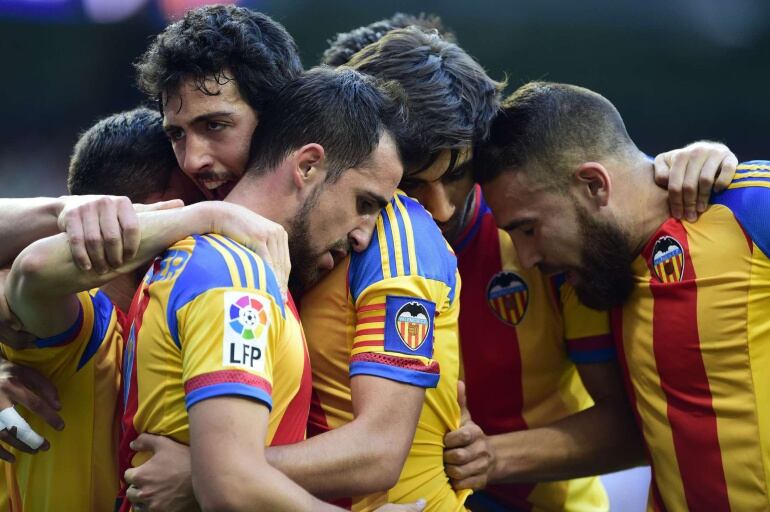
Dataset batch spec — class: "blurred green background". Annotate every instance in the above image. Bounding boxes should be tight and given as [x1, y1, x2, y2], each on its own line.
[1, 0, 768, 197]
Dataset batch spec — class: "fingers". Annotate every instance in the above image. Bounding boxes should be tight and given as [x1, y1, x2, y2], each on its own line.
[61, 209, 91, 271]
[81, 202, 108, 274]
[130, 433, 163, 453]
[714, 153, 738, 192]
[681, 151, 709, 222]
[664, 151, 688, 220]
[125, 483, 143, 504]
[7, 381, 61, 431]
[0, 327, 35, 350]
[450, 473, 488, 491]
[652, 152, 672, 188]
[0, 442, 15, 463]
[444, 422, 479, 450]
[693, 154, 723, 215]
[117, 198, 140, 262]
[133, 200, 184, 213]
[445, 452, 489, 480]
[98, 198, 124, 269]
[0, 427, 46, 454]
[402, 499, 427, 511]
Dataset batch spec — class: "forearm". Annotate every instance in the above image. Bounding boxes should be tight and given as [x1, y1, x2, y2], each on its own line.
[267, 419, 402, 498]
[0, 198, 64, 266]
[6, 203, 218, 336]
[490, 401, 646, 483]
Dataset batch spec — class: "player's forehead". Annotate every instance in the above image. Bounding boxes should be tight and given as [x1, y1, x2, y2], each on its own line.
[162, 75, 250, 126]
[483, 171, 550, 223]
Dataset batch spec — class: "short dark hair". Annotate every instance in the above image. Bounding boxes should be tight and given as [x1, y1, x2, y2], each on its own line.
[474, 81, 637, 190]
[321, 12, 455, 67]
[68, 107, 177, 203]
[345, 26, 504, 174]
[247, 66, 407, 183]
[135, 5, 303, 113]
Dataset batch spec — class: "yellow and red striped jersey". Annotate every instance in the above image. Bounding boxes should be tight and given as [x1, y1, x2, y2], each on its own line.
[454, 185, 611, 511]
[118, 234, 311, 511]
[302, 191, 468, 511]
[613, 161, 770, 511]
[1, 289, 123, 512]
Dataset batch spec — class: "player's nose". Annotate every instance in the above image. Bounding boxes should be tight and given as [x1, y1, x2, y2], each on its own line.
[349, 217, 377, 253]
[418, 182, 455, 223]
[182, 134, 215, 176]
[515, 240, 542, 270]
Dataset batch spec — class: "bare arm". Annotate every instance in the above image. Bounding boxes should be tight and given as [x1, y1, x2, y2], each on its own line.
[445, 361, 645, 488]
[189, 397, 343, 512]
[0, 198, 64, 266]
[267, 375, 424, 498]
[6, 201, 288, 338]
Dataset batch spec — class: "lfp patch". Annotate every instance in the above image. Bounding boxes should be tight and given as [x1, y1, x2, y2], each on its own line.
[487, 271, 529, 326]
[651, 235, 685, 283]
[223, 292, 271, 372]
[384, 296, 436, 358]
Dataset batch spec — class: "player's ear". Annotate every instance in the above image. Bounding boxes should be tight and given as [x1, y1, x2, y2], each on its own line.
[292, 143, 327, 189]
[572, 162, 610, 210]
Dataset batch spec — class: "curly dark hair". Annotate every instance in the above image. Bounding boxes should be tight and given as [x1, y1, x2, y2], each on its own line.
[135, 4, 303, 113]
[345, 26, 504, 174]
[68, 107, 178, 203]
[321, 12, 455, 67]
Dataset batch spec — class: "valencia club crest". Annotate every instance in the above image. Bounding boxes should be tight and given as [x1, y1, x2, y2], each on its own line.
[651, 236, 685, 283]
[395, 301, 431, 351]
[487, 271, 529, 326]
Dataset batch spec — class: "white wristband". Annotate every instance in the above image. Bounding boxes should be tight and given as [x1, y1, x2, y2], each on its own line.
[0, 407, 44, 450]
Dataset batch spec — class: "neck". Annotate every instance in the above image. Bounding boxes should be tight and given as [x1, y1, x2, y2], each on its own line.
[224, 170, 296, 234]
[100, 273, 141, 312]
[619, 155, 671, 256]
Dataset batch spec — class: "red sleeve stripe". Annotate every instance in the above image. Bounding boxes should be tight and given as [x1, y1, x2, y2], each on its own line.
[358, 303, 386, 313]
[350, 353, 440, 374]
[352, 340, 384, 350]
[566, 334, 614, 351]
[354, 327, 385, 337]
[184, 370, 272, 395]
[357, 315, 386, 325]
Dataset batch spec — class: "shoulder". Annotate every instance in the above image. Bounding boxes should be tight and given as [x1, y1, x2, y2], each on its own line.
[711, 160, 770, 257]
[349, 192, 458, 302]
[164, 234, 284, 318]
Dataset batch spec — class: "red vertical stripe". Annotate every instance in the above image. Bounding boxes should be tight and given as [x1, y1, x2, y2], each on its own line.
[647, 221, 729, 511]
[611, 308, 667, 512]
[457, 206, 534, 508]
[271, 294, 312, 446]
[117, 261, 158, 511]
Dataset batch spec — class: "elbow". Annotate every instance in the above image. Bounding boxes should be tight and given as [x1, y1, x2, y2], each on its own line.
[359, 442, 408, 492]
[7, 248, 48, 299]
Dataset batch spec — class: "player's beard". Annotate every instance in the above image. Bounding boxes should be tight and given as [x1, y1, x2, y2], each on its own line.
[287, 184, 324, 296]
[570, 204, 636, 311]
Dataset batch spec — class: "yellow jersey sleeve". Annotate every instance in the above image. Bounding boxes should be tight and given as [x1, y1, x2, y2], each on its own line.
[556, 277, 615, 364]
[2, 289, 119, 379]
[177, 287, 284, 412]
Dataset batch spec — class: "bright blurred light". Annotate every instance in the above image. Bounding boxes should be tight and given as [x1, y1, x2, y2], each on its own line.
[83, 0, 149, 23]
[159, 0, 238, 20]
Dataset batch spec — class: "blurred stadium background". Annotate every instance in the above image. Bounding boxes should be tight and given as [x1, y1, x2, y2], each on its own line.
[1, 0, 768, 198]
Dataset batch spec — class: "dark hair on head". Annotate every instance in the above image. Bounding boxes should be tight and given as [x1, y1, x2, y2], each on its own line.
[247, 66, 407, 183]
[321, 12, 455, 67]
[474, 81, 638, 190]
[68, 107, 178, 203]
[135, 4, 303, 113]
[345, 26, 504, 175]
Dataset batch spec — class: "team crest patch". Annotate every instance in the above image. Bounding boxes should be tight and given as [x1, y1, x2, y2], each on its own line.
[384, 296, 436, 358]
[487, 271, 529, 326]
[651, 236, 685, 283]
[223, 292, 270, 371]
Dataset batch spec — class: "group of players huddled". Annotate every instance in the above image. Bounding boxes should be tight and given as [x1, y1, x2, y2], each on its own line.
[0, 5, 767, 512]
